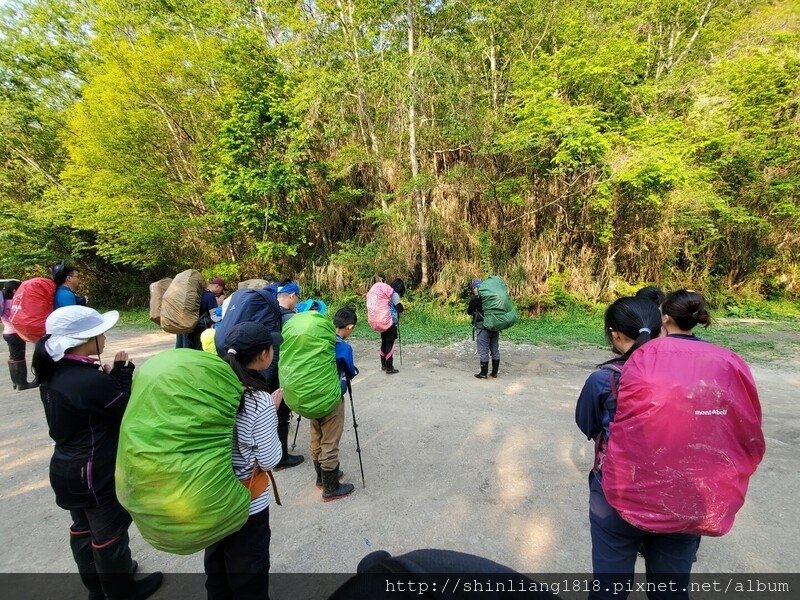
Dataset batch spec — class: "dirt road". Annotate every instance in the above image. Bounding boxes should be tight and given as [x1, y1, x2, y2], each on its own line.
[1, 329, 797, 592]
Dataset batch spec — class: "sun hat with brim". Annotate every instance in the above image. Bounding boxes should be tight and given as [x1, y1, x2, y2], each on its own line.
[44, 305, 120, 361]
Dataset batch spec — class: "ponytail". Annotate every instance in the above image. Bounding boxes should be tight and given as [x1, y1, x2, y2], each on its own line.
[662, 290, 712, 330]
[600, 297, 662, 366]
[32, 335, 57, 383]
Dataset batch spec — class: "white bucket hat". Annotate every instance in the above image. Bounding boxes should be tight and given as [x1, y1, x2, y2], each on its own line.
[44, 305, 119, 361]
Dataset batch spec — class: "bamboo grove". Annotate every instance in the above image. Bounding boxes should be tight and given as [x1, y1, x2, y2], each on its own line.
[1, 0, 798, 308]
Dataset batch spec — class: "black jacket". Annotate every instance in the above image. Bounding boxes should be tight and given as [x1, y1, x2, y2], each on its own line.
[40, 359, 134, 508]
[467, 295, 484, 328]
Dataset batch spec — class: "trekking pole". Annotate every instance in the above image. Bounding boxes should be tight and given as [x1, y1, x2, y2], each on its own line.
[396, 317, 403, 366]
[291, 414, 302, 451]
[346, 380, 366, 488]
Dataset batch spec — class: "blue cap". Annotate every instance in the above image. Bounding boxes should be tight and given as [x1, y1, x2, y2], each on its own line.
[471, 279, 482, 289]
[277, 281, 301, 296]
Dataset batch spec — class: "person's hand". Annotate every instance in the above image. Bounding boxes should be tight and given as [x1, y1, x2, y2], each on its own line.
[216, 294, 225, 306]
[272, 388, 284, 407]
[114, 351, 129, 363]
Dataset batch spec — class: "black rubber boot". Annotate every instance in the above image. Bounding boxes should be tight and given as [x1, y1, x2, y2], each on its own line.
[93, 533, 162, 600]
[490, 359, 500, 378]
[322, 466, 354, 502]
[9, 361, 38, 390]
[380, 356, 387, 371]
[313, 460, 342, 489]
[70, 528, 106, 600]
[275, 438, 304, 471]
[7, 361, 18, 390]
[385, 357, 399, 375]
[475, 362, 488, 379]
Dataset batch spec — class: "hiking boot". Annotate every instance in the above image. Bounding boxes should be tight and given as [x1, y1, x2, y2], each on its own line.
[475, 362, 488, 379]
[322, 467, 354, 502]
[490, 359, 500, 378]
[314, 460, 343, 488]
[385, 358, 399, 375]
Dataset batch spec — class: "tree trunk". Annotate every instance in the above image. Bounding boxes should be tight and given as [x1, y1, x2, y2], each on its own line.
[407, 0, 428, 286]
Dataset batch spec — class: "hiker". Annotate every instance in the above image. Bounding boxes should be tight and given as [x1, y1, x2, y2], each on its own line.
[204, 322, 283, 600]
[307, 306, 361, 498]
[2, 280, 38, 390]
[32, 305, 163, 600]
[177, 276, 224, 350]
[273, 279, 305, 470]
[575, 295, 764, 599]
[281, 311, 354, 501]
[366, 278, 404, 374]
[467, 278, 499, 379]
[51, 261, 88, 308]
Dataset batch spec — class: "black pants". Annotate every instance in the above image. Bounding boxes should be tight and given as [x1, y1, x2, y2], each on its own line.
[69, 499, 133, 544]
[3, 333, 26, 362]
[204, 507, 271, 600]
[379, 324, 398, 360]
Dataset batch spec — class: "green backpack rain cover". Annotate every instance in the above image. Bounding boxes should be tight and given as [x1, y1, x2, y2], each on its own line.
[478, 276, 518, 331]
[280, 311, 341, 419]
[116, 349, 249, 555]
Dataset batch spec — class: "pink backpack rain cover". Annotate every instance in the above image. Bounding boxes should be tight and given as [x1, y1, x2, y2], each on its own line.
[366, 282, 394, 333]
[601, 336, 765, 536]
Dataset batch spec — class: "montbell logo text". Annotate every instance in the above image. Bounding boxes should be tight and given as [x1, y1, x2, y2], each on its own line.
[694, 409, 728, 416]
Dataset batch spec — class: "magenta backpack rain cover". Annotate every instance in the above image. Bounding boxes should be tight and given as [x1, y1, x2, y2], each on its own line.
[601, 336, 766, 536]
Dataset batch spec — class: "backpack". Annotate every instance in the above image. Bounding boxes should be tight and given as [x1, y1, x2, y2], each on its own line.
[478, 276, 517, 332]
[160, 269, 204, 334]
[9, 277, 57, 342]
[280, 311, 342, 419]
[148, 278, 173, 325]
[116, 349, 249, 554]
[366, 282, 394, 333]
[238, 278, 270, 290]
[601, 336, 765, 537]
[214, 286, 282, 384]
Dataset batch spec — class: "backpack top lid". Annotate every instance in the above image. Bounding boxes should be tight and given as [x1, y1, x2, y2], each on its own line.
[601, 336, 765, 537]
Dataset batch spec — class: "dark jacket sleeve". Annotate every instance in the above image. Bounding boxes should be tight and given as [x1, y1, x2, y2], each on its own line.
[467, 296, 482, 316]
[84, 362, 135, 423]
[575, 369, 612, 441]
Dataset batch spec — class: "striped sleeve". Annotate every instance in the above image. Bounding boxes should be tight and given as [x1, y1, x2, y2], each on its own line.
[232, 390, 282, 514]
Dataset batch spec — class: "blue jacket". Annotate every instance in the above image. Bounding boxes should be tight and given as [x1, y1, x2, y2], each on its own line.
[335, 335, 358, 394]
[54, 285, 87, 309]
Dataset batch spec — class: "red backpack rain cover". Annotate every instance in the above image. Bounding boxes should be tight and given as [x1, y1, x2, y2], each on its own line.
[9, 277, 57, 342]
[366, 282, 394, 333]
[601, 336, 765, 536]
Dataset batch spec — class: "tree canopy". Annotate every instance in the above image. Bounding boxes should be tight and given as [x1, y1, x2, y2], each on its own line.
[1, 0, 798, 307]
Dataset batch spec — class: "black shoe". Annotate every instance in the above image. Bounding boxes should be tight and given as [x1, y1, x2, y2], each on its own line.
[275, 453, 304, 471]
[8, 361, 38, 391]
[475, 361, 489, 379]
[490, 359, 500, 378]
[322, 468, 354, 502]
[380, 356, 387, 371]
[385, 358, 399, 374]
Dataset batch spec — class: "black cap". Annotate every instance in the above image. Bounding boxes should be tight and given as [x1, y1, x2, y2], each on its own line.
[223, 322, 282, 355]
